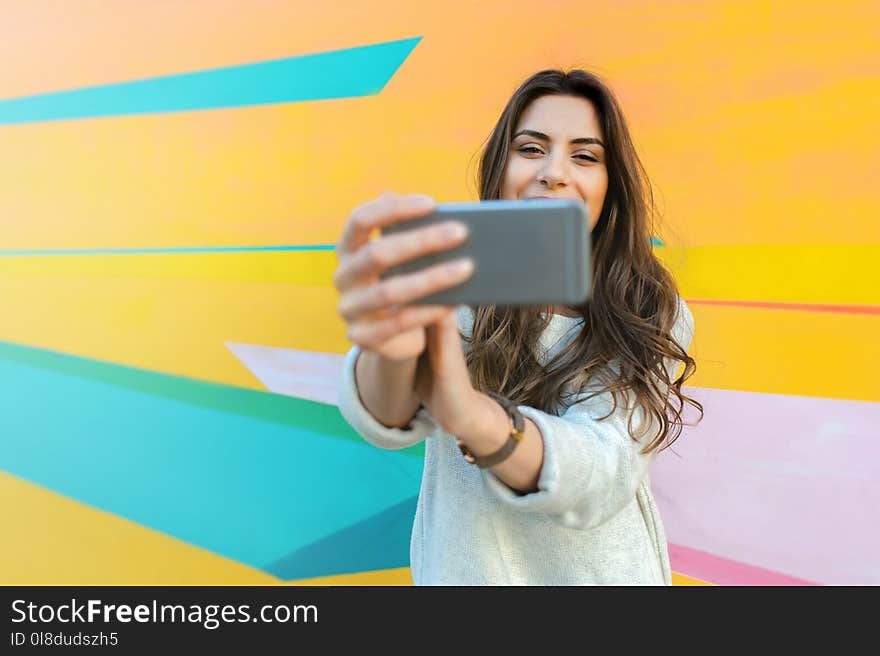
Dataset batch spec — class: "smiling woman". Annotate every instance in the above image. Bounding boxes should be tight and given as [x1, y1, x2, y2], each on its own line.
[332, 69, 703, 585]
[501, 95, 608, 318]
[470, 69, 700, 452]
[501, 96, 608, 234]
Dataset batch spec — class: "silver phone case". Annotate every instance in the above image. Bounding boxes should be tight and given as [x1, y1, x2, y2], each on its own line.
[380, 199, 590, 306]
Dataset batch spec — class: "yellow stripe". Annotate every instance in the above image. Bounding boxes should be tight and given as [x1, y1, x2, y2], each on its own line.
[1, 253, 878, 400]
[3, 79, 877, 249]
[0, 276, 344, 390]
[0, 471, 278, 585]
[3, 243, 875, 303]
[0, 471, 708, 586]
[646, 76, 880, 246]
[671, 572, 713, 586]
[2, 3, 878, 249]
[0, 97, 473, 250]
[687, 304, 880, 402]
[0, 473, 409, 585]
[295, 569, 711, 585]
[289, 567, 413, 586]
[0, 251, 338, 284]
[658, 244, 880, 306]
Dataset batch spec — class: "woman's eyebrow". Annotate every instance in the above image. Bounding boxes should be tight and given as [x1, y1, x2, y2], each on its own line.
[513, 129, 605, 148]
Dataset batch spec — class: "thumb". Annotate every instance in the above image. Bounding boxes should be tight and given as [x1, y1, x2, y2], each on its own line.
[425, 307, 458, 365]
[435, 307, 468, 372]
[436, 306, 461, 344]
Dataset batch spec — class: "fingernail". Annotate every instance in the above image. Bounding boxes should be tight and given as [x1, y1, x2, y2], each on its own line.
[411, 194, 435, 210]
[446, 222, 468, 240]
[446, 258, 474, 276]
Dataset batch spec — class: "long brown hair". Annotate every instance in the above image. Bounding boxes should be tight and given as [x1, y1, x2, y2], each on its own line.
[466, 69, 703, 453]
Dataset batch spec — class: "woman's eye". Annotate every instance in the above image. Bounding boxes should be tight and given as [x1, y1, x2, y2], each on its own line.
[574, 153, 598, 162]
[518, 146, 543, 155]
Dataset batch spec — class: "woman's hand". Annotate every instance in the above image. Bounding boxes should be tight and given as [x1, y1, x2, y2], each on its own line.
[333, 191, 474, 361]
[416, 309, 488, 435]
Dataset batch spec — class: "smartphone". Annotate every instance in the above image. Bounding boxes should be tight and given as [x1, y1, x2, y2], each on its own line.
[379, 199, 591, 306]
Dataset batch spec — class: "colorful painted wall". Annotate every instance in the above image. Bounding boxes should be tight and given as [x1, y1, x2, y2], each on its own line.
[1, 1, 877, 586]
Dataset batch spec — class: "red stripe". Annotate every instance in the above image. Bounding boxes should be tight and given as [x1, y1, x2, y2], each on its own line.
[685, 299, 880, 315]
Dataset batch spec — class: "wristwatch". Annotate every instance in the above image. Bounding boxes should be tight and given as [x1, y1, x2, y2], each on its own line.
[457, 392, 526, 468]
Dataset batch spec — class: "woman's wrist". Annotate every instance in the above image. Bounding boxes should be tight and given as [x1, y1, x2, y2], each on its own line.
[355, 349, 421, 428]
[452, 391, 511, 456]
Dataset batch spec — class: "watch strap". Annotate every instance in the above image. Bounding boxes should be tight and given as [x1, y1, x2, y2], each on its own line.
[457, 392, 526, 468]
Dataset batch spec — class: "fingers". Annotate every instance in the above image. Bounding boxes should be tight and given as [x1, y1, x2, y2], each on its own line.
[347, 305, 456, 349]
[333, 220, 468, 292]
[334, 191, 469, 354]
[336, 191, 436, 256]
[337, 258, 474, 322]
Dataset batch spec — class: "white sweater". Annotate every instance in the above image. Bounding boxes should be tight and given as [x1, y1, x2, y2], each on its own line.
[338, 298, 694, 585]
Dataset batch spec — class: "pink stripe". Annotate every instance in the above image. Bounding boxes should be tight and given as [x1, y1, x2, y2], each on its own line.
[225, 342, 344, 405]
[685, 298, 880, 315]
[226, 341, 879, 584]
[670, 543, 817, 586]
[652, 387, 880, 585]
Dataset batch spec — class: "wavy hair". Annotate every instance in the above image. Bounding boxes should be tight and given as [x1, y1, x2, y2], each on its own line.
[466, 69, 703, 453]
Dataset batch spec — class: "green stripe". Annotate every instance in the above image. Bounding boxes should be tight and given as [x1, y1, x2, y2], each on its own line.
[0, 340, 424, 457]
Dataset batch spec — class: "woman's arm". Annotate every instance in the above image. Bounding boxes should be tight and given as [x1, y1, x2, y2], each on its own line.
[355, 350, 421, 428]
[332, 191, 475, 448]
[455, 297, 695, 529]
[449, 392, 545, 493]
[338, 346, 436, 451]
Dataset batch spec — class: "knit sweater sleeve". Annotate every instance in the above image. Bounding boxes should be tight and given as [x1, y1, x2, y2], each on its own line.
[480, 297, 695, 531]
[336, 345, 437, 450]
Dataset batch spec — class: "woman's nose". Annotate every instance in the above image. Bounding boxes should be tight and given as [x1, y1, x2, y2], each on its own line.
[538, 172, 566, 188]
[537, 156, 569, 188]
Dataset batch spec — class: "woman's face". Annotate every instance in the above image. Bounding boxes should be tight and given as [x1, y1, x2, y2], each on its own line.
[500, 94, 608, 230]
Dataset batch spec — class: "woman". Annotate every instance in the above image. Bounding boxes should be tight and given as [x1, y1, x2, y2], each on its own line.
[333, 69, 703, 585]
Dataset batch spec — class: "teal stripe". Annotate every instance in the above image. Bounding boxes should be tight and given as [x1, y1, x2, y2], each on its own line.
[0, 340, 423, 458]
[1, 240, 661, 255]
[266, 496, 417, 581]
[0, 346, 424, 572]
[0, 244, 335, 257]
[0, 37, 420, 125]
